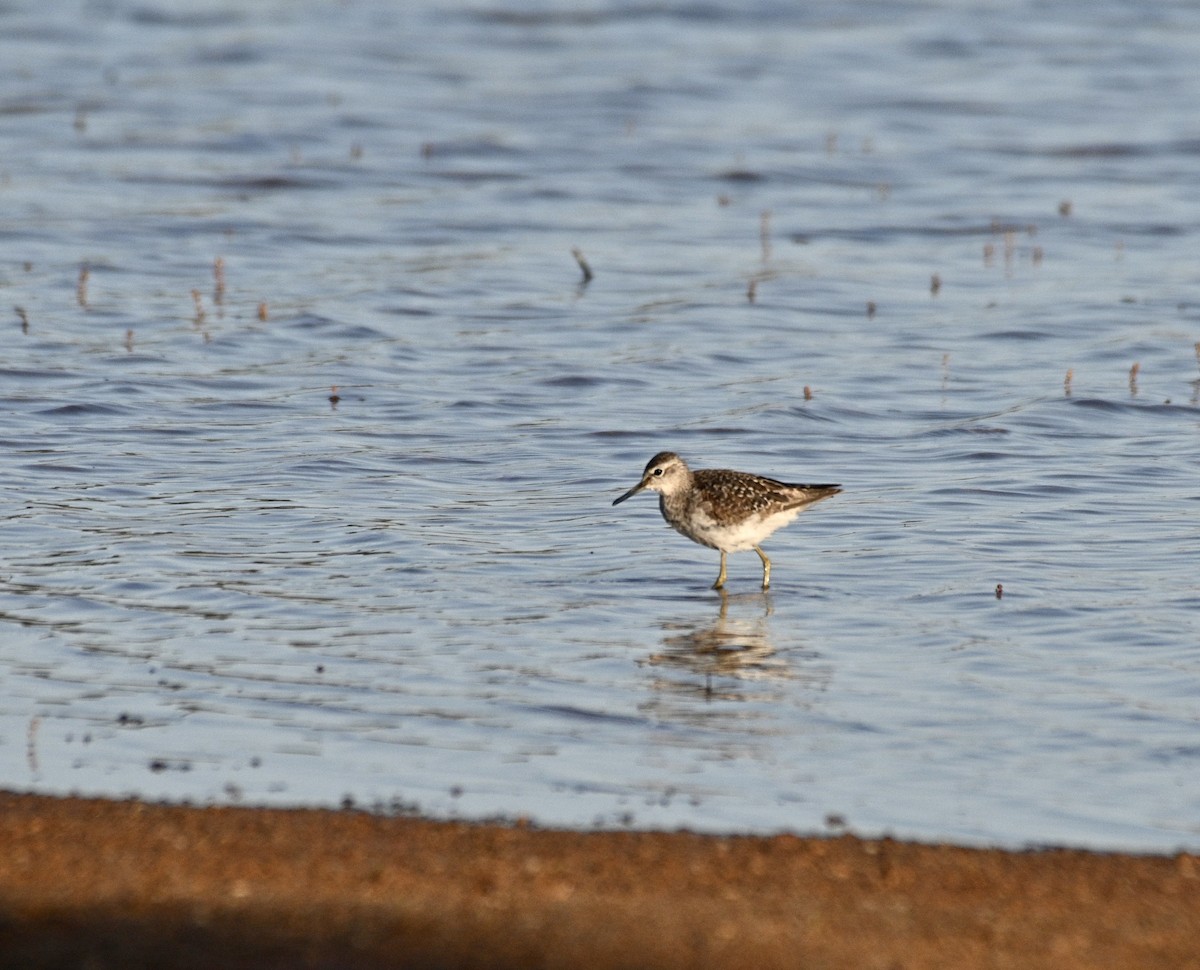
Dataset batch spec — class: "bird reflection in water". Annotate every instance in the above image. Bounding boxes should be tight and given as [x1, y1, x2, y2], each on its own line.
[641, 590, 827, 701]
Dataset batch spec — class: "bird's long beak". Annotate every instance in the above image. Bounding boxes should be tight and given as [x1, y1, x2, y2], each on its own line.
[612, 480, 646, 506]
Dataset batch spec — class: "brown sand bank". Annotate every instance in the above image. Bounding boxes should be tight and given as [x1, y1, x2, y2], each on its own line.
[0, 791, 1197, 970]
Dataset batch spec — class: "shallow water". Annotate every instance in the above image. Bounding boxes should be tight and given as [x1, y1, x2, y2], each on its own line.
[1, 0, 1199, 851]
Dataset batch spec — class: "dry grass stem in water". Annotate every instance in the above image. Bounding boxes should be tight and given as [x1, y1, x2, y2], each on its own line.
[26, 715, 40, 774]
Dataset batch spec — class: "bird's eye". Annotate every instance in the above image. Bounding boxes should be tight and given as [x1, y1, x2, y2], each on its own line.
[653, 467, 664, 476]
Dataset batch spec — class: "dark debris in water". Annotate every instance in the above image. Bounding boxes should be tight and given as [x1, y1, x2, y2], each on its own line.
[148, 759, 192, 774]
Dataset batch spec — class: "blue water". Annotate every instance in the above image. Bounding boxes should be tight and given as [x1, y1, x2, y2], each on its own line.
[1, 0, 1199, 851]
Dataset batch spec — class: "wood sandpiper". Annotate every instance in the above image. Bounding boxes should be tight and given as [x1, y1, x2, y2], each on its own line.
[613, 451, 841, 590]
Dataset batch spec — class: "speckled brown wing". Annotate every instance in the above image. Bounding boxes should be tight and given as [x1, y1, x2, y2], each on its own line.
[690, 470, 841, 525]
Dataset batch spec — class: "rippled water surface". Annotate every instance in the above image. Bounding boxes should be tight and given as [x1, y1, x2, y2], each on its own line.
[2, 0, 1200, 851]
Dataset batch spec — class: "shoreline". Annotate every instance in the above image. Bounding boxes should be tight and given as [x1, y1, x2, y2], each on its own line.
[0, 790, 1197, 968]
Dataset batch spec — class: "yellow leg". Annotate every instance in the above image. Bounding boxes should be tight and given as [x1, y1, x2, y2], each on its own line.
[712, 551, 727, 590]
[754, 545, 771, 590]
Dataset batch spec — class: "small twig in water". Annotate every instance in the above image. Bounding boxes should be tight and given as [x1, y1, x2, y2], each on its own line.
[571, 247, 593, 284]
[76, 264, 90, 308]
[1064, 368, 1073, 397]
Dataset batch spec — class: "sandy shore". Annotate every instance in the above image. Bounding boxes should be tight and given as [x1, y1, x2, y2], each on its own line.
[0, 790, 1196, 969]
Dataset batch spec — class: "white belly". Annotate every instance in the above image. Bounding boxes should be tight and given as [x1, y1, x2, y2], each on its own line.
[667, 504, 803, 553]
